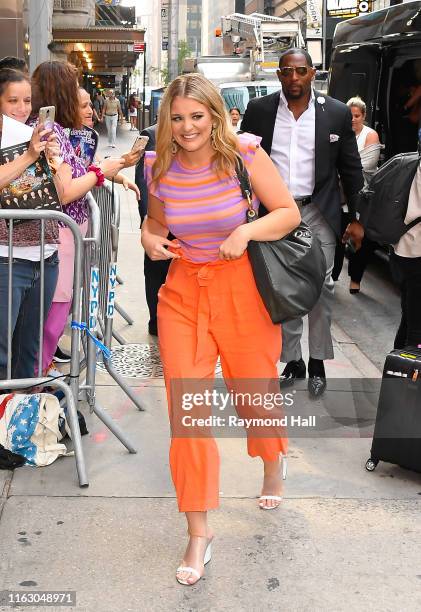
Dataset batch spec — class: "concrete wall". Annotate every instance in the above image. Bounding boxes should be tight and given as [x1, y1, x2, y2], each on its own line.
[52, 0, 95, 29]
[0, 0, 25, 60]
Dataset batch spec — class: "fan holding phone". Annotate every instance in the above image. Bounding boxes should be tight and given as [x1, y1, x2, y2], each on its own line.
[30, 61, 126, 376]
[132, 135, 149, 153]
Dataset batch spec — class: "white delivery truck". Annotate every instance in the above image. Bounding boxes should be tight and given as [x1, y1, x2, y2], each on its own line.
[184, 12, 326, 112]
[184, 13, 304, 111]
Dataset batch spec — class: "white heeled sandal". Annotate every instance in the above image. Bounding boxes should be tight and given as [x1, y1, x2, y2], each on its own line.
[176, 534, 213, 586]
[259, 494, 283, 509]
[259, 454, 288, 510]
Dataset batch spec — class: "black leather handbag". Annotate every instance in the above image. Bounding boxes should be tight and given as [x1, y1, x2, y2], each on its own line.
[236, 161, 326, 324]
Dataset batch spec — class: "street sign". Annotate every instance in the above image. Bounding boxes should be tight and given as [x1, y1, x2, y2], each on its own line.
[306, 0, 323, 39]
[134, 42, 145, 53]
[161, 0, 169, 51]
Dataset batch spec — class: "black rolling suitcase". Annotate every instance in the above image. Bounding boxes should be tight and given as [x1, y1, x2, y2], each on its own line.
[366, 347, 421, 473]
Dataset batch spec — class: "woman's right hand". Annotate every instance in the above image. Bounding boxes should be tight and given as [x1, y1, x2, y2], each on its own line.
[141, 233, 181, 261]
[99, 157, 125, 179]
[27, 124, 52, 162]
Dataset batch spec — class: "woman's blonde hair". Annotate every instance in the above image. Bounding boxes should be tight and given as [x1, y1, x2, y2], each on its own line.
[152, 73, 240, 185]
[347, 96, 366, 116]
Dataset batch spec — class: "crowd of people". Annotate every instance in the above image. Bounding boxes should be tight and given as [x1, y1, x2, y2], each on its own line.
[0, 57, 142, 381]
[1, 47, 420, 589]
[90, 89, 141, 145]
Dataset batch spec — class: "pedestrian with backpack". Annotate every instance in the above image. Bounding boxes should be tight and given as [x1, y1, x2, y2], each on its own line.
[358, 131, 421, 345]
[363, 147, 421, 477]
[390, 165, 421, 348]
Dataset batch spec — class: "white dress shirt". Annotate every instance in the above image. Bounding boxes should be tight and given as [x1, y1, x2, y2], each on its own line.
[270, 88, 316, 198]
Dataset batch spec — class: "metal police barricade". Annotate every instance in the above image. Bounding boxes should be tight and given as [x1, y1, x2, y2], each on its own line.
[93, 181, 134, 344]
[92, 181, 145, 411]
[75, 193, 137, 449]
[0, 207, 136, 488]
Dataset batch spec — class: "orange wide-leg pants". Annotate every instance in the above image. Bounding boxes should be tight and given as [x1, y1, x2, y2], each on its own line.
[157, 252, 288, 512]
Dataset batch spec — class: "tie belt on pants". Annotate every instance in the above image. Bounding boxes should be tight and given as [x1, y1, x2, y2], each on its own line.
[176, 253, 249, 365]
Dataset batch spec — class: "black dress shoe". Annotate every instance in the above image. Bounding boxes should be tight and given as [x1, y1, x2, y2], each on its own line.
[279, 358, 306, 388]
[307, 357, 327, 398]
[308, 376, 327, 398]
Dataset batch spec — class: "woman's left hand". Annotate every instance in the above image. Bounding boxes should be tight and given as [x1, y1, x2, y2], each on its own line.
[122, 176, 140, 199]
[219, 225, 250, 260]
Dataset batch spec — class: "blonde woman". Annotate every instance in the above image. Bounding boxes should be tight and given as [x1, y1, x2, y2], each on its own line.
[347, 96, 383, 294]
[348, 96, 381, 178]
[141, 74, 300, 585]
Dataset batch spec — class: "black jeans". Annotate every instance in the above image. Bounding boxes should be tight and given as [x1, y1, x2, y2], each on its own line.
[390, 253, 421, 349]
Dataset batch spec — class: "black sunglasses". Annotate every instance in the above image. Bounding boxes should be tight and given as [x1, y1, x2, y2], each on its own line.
[279, 66, 309, 77]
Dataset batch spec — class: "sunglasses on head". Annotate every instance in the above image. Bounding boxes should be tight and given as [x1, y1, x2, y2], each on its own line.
[279, 66, 309, 77]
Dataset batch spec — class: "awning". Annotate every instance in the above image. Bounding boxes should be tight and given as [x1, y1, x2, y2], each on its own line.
[51, 26, 145, 72]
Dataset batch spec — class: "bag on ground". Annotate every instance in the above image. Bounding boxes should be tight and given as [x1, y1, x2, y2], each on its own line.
[0, 393, 69, 466]
[367, 347, 421, 473]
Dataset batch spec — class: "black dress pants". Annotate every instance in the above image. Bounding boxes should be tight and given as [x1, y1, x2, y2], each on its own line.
[390, 253, 421, 349]
[332, 211, 350, 281]
[348, 236, 379, 284]
[332, 210, 379, 284]
[144, 253, 171, 334]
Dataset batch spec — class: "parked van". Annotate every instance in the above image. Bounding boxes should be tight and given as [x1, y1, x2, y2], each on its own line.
[329, 0, 421, 161]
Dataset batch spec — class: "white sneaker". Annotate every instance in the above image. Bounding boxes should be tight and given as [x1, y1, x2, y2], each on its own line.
[46, 366, 62, 379]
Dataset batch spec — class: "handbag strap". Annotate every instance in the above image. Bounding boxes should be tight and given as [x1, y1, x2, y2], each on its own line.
[235, 158, 257, 220]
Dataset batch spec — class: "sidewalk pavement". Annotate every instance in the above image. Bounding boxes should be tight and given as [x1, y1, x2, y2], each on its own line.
[1, 122, 420, 612]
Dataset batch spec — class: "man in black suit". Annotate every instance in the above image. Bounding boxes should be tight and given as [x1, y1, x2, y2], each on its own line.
[242, 48, 364, 397]
[135, 124, 171, 336]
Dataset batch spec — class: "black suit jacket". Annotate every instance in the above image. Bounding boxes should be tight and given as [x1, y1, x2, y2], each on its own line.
[241, 90, 364, 237]
[134, 124, 157, 224]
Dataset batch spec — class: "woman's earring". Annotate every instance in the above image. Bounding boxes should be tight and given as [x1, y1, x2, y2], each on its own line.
[171, 138, 178, 155]
[211, 126, 217, 150]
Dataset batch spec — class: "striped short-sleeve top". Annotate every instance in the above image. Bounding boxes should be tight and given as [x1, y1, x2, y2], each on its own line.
[144, 132, 261, 263]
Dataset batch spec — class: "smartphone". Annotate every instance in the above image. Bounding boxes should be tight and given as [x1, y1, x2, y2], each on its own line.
[38, 106, 55, 131]
[132, 135, 149, 153]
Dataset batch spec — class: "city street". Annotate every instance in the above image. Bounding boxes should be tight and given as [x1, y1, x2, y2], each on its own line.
[0, 123, 420, 612]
